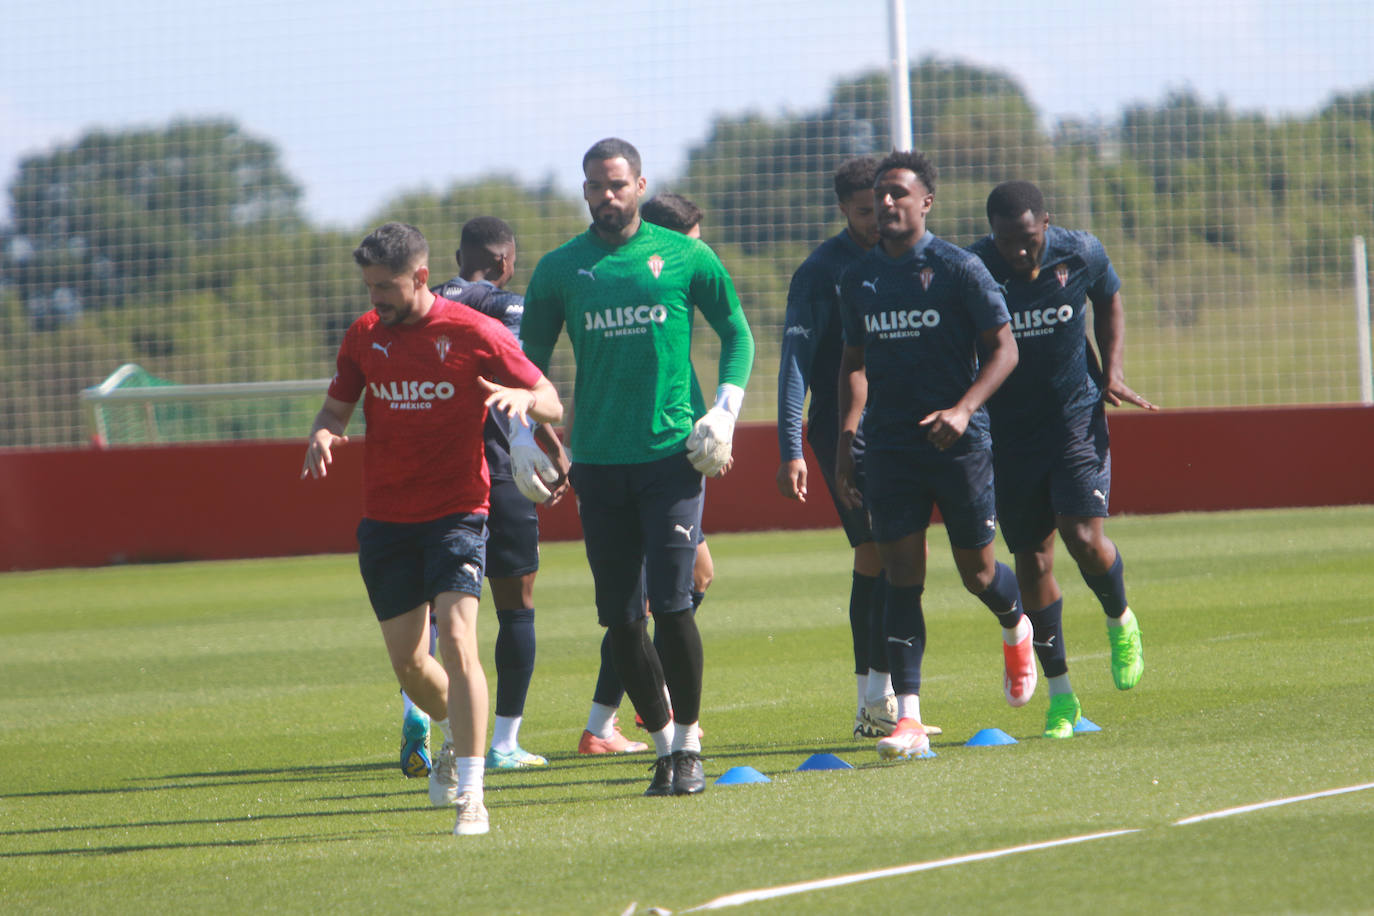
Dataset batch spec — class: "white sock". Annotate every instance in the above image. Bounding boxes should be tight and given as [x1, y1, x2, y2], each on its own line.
[896, 693, 921, 722]
[585, 702, 618, 739]
[649, 723, 674, 757]
[856, 675, 867, 713]
[1048, 674, 1073, 696]
[437, 718, 453, 743]
[1107, 608, 1135, 629]
[401, 691, 422, 718]
[671, 721, 701, 754]
[865, 669, 893, 704]
[455, 757, 484, 800]
[1003, 615, 1032, 646]
[491, 714, 521, 753]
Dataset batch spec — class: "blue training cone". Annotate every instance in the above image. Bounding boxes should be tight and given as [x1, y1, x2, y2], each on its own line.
[715, 766, 771, 785]
[797, 753, 854, 771]
[966, 727, 1018, 746]
[1073, 717, 1101, 733]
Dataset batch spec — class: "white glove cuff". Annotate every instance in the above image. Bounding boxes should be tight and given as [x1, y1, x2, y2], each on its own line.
[713, 383, 745, 419]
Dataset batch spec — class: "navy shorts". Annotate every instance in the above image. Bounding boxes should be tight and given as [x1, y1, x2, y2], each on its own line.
[864, 446, 998, 549]
[356, 511, 487, 621]
[486, 475, 540, 579]
[569, 453, 704, 626]
[994, 406, 1112, 553]
[807, 419, 875, 548]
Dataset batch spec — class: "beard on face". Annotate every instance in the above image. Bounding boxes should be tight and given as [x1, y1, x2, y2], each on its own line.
[592, 201, 635, 233]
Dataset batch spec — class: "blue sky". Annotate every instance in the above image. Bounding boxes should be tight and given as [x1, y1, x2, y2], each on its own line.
[2, 0, 1370, 227]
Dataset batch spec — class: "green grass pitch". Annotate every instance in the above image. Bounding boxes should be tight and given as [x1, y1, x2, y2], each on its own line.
[3, 506, 1373, 914]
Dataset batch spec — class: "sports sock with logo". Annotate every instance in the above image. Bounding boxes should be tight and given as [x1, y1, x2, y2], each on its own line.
[979, 561, 1025, 629]
[884, 583, 927, 696]
[1024, 598, 1068, 678]
[1082, 547, 1128, 618]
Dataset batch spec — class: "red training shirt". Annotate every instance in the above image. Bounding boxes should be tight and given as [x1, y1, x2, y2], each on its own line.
[328, 295, 544, 523]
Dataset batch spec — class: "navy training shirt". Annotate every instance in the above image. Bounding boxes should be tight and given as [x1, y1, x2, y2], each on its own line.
[968, 225, 1121, 447]
[777, 229, 870, 461]
[432, 275, 526, 480]
[838, 232, 1010, 455]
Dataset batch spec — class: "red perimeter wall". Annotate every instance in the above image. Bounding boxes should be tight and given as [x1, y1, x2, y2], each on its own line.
[2, 406, 1372, 571]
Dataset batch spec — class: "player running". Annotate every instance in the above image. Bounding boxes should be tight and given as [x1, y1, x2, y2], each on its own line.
[302, 222, 562, 835]
[836, 151, 1028, 761]
[969, 180, 1154, 738]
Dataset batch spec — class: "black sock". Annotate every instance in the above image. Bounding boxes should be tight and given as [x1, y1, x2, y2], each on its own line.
[608, 619, 671, 731]
[849, 571, 878, 674]
[869, 572, 889, 675]
[1082, 548, 1128, 618]
[652, 608, 704, 725]
[592, 627, 625, 708]
[493, 607, 535, 718]
[978, 561, 1024, 629]
[884, 583, 926, 695]
[1025, 599, 1068, 678]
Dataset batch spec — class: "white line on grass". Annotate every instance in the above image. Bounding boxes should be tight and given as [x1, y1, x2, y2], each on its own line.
[678, 829, 1140, 912]
[1172, 781, 1374, 826]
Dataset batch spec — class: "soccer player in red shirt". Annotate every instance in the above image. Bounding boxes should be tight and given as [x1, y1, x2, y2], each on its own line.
[301, 222, 562, 836]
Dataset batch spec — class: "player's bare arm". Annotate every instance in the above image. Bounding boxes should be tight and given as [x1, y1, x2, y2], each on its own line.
[1092, 291, 1158, 411]
[920, 323, 1018, 450]
[835, 343, 867, 509]
[301, 395, 356, 479]
[480, 375, 564, 426]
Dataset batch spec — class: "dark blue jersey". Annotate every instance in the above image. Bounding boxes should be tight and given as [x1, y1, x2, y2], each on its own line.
[968, 226, 1121, 447]
[777, 230, 869, 460]
[432, 276, 526, 480]
[839, 232, 1010, 455]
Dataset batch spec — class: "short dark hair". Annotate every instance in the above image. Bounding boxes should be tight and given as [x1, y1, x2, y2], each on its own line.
[986, 180, 1047, 223]
[640, 192, 702, 234]
[353, 222, 428, 273]
[459, 216, 515, 250]
[833, 155, 881, 200]
[582, 137, 642, 177]
[874, 150, 938, 195]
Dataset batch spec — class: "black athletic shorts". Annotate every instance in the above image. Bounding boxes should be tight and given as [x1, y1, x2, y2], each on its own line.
[569, 453, 704, 626]
[864, 446, 998, 550]
[486, 475, 540, 579]
[994, 405, 1112, 553]
[808, 417, 875, 548]
[356, 511, 487, 621]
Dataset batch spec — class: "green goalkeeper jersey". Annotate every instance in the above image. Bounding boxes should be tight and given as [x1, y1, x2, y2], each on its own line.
[522, 220, 754, 465]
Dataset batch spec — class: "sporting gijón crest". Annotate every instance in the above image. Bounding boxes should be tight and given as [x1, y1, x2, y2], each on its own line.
[1055, 264, 1070, 288]
[647, 254, 664, 279]
[434, 335, 451, 362]
[919, 267, 934, 291]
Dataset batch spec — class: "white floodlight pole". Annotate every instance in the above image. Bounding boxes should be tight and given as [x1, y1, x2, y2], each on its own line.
[887, 0, 912, 151]
[1355, 236, 1372, 404]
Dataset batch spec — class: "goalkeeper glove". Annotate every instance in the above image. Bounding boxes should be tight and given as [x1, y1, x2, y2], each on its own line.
[686, 384, 744, 477]
[510, 418, 560, 503]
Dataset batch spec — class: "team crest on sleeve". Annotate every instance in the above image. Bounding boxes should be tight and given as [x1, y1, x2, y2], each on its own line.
[919, 267, 934, 291]
[1055, 264, 1070, 287]
[434, 335, 451, 362]
[647, 254, 665, 279]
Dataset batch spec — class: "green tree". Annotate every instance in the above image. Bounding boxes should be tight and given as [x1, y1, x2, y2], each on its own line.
[4, 118, 304, 325]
